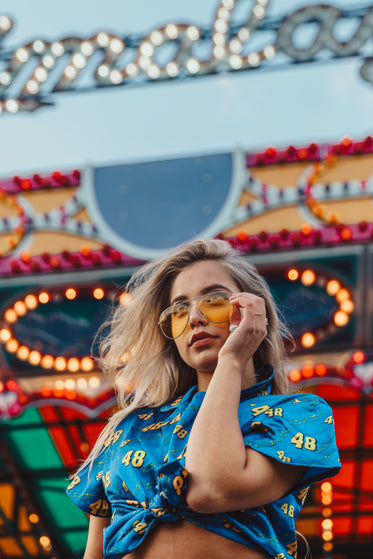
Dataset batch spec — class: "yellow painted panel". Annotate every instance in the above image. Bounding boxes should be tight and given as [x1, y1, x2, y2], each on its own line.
[317, 197, 373, 224]
[248, 163, 309, 188]
[223, 206, 305, 236]
[0, 538, 22, 556]
[0, 233, 20, 256]
[72, 208, 93, 223]
[27, 231, 103, 255]
[21, 536, 39, 555]
[22, 187, 78, 213]
[18, 505, 31, 531]
[315, 154, 373, 182]
[0, 197, 19, 218]
[0, 484, 14, 519]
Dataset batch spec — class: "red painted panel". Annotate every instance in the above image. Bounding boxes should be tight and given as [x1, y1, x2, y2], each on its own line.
[316, 384, 360, 401]
[333, 406, 359, 449]
[363, 406, 373, 446]
[332, 516, 352, 535]
[361, 460, 373, 492]
[357, 516, 373, 534]
[332, 461, 356, 489]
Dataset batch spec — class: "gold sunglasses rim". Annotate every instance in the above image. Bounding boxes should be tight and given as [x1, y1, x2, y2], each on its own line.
[158, 290, 233, 340]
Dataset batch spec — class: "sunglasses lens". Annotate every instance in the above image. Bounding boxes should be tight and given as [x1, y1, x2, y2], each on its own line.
[159, 304, 189, 339]
[198, 292, 233, 323]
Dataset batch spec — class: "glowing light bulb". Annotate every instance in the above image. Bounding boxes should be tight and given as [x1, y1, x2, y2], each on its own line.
[97, 33, 110, 47]
[287, 269, 299, 281]
[54, 357, 67, 371]
[65, 288, 77, 300]
[38, 292, 50, 304]
[14, 301, 27, 316]
[0, 328, 11, 342]
[334, 311, 349, 327]
[5, 339, 18, 353]
[4, 309, 17, 323]
[150, 31, 163, 46]
[25, 294, 38, 309]
[301, 270, 316, 286]
[89, 376, 101, 388]
[301, 332, 316, 348]
[51, 42, 64, 56]
[165, 24, 178, 39]
[81, 41, 94, 56]
[326, 280, 340, 296]
[16, 48, 29, 62]
[41, 354, 54, 369]
[17, 345, 30, 360]
[5, 99, 19, 113]
[29, 351, 41, 365]
[81, 357, 94, 371]
[93, 288, 105, 300]
[67, 357, 80, 372]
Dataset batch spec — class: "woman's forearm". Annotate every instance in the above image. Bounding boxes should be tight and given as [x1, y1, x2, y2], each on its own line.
[185, 355, 248, 511]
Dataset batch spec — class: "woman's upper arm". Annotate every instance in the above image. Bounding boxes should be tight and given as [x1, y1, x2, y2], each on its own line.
[190, 447, 307, 514]
[83, 515, 111, 559]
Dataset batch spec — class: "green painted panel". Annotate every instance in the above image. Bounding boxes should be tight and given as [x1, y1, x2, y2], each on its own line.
[36, 477, 88, 530]
[4, 408, 63, 470]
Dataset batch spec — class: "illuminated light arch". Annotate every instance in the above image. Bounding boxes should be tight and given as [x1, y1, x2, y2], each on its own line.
[285, 266, 354, 349]
[0, 285, 130, 372]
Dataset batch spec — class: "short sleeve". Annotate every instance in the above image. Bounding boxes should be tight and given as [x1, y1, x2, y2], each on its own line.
[66, 449, 111, 517]
[241, 393, 341, 489]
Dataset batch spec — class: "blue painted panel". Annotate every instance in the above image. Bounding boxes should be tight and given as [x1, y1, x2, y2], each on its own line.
[92, 153, 233, 250]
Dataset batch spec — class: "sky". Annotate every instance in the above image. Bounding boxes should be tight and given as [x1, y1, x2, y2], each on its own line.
[1, 0, 373, 177]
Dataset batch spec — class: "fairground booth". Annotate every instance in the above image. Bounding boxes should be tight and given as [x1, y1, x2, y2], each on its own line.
[0, 137, 372, 558]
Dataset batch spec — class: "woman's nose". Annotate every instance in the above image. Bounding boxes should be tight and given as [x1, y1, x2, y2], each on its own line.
[188, 302, 207, 327]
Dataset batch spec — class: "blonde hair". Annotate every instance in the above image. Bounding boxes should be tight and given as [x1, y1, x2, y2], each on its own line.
[79, 238, 292, 469]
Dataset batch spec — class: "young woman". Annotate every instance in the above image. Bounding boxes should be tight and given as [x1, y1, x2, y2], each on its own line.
[67, 239, 340, 559]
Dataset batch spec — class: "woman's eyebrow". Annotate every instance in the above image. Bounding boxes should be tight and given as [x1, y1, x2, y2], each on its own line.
[170, 284, 231, 306]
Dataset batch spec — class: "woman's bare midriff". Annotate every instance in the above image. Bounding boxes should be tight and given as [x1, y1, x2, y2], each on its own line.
[124, 520, 268, 559]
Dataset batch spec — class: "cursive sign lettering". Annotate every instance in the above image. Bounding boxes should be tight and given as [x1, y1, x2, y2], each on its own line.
[0, 0, 372, 115]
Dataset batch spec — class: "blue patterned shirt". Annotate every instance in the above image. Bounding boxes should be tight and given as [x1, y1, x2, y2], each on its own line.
[66, 369, 340, 558]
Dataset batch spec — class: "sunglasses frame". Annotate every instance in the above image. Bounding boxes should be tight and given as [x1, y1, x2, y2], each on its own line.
[158, 290, 233, 340]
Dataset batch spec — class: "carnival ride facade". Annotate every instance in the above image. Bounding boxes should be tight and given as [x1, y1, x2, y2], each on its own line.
[0, 136, 372, 558]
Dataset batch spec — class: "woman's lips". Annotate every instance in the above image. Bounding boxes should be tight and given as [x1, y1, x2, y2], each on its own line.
[190, 335, 216, 348]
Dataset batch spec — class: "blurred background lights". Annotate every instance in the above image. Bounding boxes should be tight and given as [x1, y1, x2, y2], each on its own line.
[28, 513, 39, 524]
